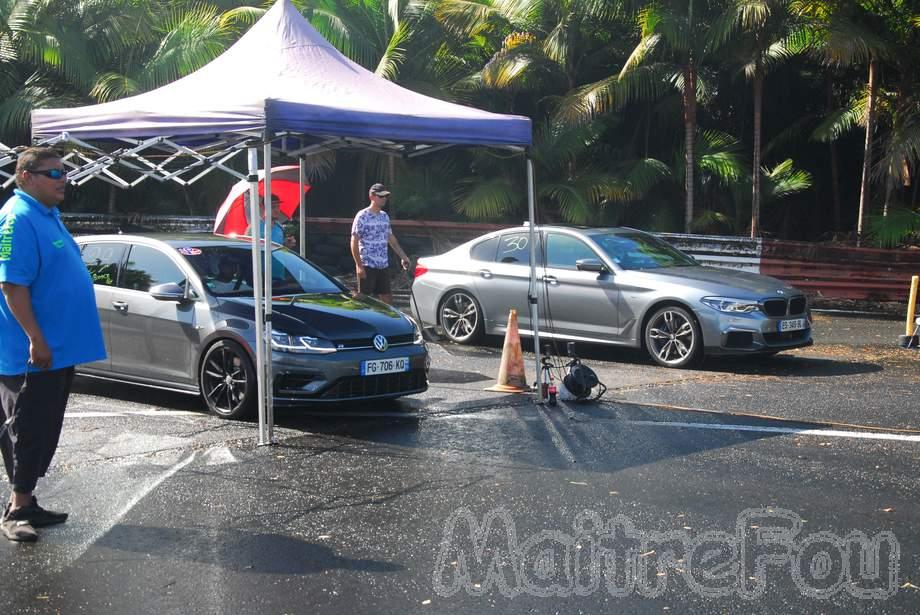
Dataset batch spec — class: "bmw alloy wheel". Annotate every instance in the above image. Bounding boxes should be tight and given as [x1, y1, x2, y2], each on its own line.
[644, 306, 701, 368]
[439, 290, 483, 344]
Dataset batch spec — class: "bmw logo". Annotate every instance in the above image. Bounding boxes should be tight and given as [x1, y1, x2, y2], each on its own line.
[373, 335, 388, 352]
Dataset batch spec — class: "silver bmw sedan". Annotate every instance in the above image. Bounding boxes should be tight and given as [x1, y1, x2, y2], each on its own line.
[411, 225, 811, 368]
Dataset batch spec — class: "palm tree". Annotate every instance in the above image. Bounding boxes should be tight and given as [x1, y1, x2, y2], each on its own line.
[793, 0, 891, 242]
[709, 0, 804, 237]
[582, 0, 723, 233]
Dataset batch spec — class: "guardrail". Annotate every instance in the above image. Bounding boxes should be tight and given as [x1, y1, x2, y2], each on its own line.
[63, 213, 920, 301]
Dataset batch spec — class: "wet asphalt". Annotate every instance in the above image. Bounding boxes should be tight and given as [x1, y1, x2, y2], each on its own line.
[1, 312, 918, 614]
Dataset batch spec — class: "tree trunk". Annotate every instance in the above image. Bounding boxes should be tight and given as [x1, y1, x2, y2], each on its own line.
[683, 62, 697, 234]
[856, 58, 879, 244]
[750, 66, 763, 239]
[826, 77, 842, 231]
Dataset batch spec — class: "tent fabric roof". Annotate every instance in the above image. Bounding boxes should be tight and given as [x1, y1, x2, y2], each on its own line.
[31, 0, 531, 147]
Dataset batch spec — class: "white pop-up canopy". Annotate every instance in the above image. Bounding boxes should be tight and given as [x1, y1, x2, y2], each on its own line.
[12, 0, 543, 442]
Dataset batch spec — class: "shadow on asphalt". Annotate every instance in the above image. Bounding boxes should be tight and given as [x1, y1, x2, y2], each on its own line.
[72, 376, 204, 412]
[439, 336, 884, 377]
[97, 524, 403, 574]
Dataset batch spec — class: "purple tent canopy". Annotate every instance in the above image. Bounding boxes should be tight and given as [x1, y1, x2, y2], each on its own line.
[31, 0, 531, 147]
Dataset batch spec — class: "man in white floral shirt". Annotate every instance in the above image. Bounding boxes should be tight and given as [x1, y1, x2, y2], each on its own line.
[350, 183, 410, 305]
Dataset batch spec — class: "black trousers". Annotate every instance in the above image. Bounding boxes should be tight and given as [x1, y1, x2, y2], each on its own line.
[0, 367, 75, 494]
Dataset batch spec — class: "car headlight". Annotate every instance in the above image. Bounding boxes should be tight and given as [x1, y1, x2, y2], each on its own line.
[410, 319, 425, 345]
[700, 296, 760, 314]
[270, 330, 337, 354]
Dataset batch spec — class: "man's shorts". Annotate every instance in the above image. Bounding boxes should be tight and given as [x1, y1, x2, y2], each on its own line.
[358, 266, 391, 296]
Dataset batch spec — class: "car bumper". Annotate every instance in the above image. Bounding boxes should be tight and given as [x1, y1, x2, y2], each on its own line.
[697, 310, 813, 356]
[270, 344, 429, 404]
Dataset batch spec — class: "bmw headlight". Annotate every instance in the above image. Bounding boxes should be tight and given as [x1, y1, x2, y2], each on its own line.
[270, 331, 337, 354]
[700, 296, 760, 314]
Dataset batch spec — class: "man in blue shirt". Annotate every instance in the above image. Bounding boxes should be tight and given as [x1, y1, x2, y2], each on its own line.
[245, 193, 287, 245]
[0, 147, 106, 542]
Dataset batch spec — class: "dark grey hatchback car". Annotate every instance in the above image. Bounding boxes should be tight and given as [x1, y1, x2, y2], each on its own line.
[74, 234, 429, 419]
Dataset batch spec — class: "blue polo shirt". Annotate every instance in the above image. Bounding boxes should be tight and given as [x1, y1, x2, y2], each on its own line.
[0, 189, 106, 374]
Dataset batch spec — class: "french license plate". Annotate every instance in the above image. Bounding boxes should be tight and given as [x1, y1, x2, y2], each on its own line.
[361, 357, 410, 376]
[778, 318, 807, 332]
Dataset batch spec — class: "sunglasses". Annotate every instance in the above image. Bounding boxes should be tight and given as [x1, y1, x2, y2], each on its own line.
[29, 168, 66, 180]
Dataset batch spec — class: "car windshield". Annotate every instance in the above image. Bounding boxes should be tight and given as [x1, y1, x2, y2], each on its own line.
[592, 232, 697, 270]
[179, 244, 343, 297]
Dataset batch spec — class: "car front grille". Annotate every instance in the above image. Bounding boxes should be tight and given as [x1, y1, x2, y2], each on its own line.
[761, 296, 807, 317]
[333, 334, 415, 350]
[322, 369, 427, 399]
[761, 299, 787, 317]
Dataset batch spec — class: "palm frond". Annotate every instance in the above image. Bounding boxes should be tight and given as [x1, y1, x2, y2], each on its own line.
[453, 176, 518, 219]
[375, 19, 410, 79]
[867, 206, 920, 248]
[811, 99, 865, 142]
[762, 158, 812, 200]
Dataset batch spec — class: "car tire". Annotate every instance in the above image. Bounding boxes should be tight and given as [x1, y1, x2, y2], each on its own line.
[439, 290, 484, 344]
[644, 305, 702, 368]
[199, 339, 257, 419]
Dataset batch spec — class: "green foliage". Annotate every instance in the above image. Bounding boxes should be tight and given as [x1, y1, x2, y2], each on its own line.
[0, 0, 916, 246]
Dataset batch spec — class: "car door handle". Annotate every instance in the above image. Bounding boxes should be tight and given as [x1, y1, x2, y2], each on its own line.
[479, 269, 493, 279]
[112, 300, 128, 312]
[543, 275, 558, 285]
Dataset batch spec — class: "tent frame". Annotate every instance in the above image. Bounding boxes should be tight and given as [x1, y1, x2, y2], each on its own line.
[1, 135, 544, 445]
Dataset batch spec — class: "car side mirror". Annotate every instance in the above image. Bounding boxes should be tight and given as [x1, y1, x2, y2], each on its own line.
[575, 258, 609, 273]
[149, 282, 188, 302]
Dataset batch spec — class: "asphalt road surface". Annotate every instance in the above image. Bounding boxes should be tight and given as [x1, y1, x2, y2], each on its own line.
[1, 312, 918, 614]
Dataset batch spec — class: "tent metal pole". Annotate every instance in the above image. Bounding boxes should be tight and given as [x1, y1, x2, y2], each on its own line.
[263, 140, 275, 444]
[527, 157, 543, 402]
[299, 156, 306, 258]
[248, 146, 268, 444]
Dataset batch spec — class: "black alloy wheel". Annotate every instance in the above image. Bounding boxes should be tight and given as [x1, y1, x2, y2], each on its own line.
[199, 339, 257, 419]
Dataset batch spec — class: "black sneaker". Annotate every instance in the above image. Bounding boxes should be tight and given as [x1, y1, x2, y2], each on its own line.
[2, 504, 38, 542]
[23, 496, 68, 527]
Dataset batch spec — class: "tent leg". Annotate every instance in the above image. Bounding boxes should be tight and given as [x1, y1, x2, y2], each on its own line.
[299, 157, 307, 258]
[527, 157, 543, 403]
[263, 140, 275, 445]
[248, 147, 269, 444]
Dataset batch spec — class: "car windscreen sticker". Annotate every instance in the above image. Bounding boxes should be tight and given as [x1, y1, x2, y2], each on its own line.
[178, 247, 202, 256]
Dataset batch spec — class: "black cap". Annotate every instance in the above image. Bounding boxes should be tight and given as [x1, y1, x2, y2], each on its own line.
[369, 182, 391, 196]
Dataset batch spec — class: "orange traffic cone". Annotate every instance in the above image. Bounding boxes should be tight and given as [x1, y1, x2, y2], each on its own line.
[485, 309, 530, 393]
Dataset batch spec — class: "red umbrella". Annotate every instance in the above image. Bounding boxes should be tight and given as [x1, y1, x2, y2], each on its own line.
[213, 165, 311, 236]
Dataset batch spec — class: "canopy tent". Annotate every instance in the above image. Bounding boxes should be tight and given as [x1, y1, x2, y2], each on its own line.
[7, 0, 542, 443]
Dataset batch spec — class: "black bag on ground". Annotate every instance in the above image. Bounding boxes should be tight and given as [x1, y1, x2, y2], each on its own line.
[562, 361, 599, 401]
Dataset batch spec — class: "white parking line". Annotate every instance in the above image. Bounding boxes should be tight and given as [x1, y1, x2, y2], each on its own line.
[65, 409, 203, 419]
[627, 420, 920, 443]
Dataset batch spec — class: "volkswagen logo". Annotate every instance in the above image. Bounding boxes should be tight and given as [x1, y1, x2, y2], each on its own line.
[373, 335, 389, 352]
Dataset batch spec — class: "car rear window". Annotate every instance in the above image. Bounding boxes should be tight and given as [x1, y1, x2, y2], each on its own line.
[470, 236, 499, 262]
[81, 242, 126, 287]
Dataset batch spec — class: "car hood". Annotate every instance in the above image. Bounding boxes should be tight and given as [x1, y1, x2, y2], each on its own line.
[217, 293, 414, 340]
[632, 266, 799, 297]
